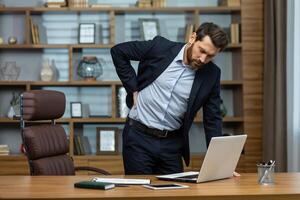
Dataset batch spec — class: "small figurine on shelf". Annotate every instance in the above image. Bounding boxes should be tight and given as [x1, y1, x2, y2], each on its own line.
[220, 99, 227, 117]
[7, 92, 21, 119]
[8, 36, 17, 45]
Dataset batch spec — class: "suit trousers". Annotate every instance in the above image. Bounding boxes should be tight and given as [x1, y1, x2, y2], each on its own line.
[122, 120, 184, 175]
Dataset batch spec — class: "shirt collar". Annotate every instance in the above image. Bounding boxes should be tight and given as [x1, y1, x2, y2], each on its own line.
[175, 44, 188, 67]
[175, 45, 186, 62]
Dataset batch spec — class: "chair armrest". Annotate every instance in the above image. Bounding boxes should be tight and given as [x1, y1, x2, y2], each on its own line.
[75, 166, 111, 175]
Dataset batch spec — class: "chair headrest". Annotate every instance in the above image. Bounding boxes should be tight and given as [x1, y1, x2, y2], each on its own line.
[22, 90, 65, 120]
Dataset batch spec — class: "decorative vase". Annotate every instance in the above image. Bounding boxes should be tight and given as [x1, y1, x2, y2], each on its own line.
[77, 56, 103, 81]
[7, 106, 15, 119]
[40, 59, 54, 81]
[50, 59, 59, 81]
[0, 61, 20, 80]
[0, 37, 3, 44]
[8, 36, 17, 45]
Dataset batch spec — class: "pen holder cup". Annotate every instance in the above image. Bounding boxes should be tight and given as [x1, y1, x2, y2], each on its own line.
[257, 164, 275, 185]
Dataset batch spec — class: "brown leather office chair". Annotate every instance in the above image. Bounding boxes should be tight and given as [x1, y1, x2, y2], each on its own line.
[20, 90, 111, 176]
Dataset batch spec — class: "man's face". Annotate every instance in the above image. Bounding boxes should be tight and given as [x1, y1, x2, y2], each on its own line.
[186, 34, 220, 70]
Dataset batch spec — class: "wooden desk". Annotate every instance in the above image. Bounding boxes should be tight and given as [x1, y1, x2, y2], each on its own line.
[0, 173, 300, 200]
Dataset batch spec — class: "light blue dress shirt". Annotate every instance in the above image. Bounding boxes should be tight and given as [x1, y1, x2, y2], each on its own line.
[129, 45, 195, 131]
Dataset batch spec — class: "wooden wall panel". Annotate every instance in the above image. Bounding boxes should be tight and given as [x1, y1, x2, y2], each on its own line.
[241, 0, 264, 171]
[241, 0, 264, 52]
[0, 156, 29, 175]
[88, 156, 124, 175]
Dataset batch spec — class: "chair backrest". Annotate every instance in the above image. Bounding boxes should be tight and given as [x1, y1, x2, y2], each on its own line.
[21, 90, 75, 175]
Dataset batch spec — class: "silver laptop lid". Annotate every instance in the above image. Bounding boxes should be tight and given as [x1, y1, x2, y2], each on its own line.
[197, 134, 247, 183]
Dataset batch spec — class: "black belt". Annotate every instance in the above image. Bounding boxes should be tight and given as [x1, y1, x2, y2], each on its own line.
[128, 118, 177, 138]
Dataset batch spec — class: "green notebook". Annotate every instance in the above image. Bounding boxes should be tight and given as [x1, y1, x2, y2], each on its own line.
[74, 181, 115, 190]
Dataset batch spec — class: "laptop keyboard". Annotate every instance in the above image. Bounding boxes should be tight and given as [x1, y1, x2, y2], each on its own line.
[178, 174, 198, 179]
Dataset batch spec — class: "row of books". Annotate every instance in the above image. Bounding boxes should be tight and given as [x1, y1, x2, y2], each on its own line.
[136, 0, 166, 8]
[45, 0, 89, 8]
[45, 0, 67, 8]
[218, 0, 240, 7]
[29, 18, 40, 44]
[74, 135, 92, 155]
[0, 144, 9, 156]
[69, 0, 89, 8]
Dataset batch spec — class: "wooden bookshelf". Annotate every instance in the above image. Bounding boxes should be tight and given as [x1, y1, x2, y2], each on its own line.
[0, 6, 240, 13]
[0, 80, 242, 87]
[0, 1, 264, 175]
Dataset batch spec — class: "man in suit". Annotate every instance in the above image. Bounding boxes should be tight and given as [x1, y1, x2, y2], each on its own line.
[111, 22, 228, 175]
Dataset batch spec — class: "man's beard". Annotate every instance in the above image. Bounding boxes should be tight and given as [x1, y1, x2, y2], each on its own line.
[186, 43, 204, 70]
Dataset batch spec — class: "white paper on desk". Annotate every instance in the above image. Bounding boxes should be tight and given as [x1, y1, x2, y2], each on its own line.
[92, 177, 151, 185]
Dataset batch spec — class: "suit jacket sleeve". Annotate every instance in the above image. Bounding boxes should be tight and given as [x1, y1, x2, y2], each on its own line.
[203, 68, 222, 146]
[110, 37, 158, 94]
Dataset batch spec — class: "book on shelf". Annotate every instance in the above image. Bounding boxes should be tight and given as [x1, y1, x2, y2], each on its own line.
[0, 144, 10, 156]
[90, 4, 112, 8]
[152, 0, 167, 8]
[82, 136, 92, 154]
[30, 18, 40, 44]
[218, 0, 240, 7]
[45, 0, 67, 8]
[29, 18, 35, 44]
[77, 135, 85, 155]
[184, 24, 194, 43]
[74, 135, 81, 155]
[136, 0, 152, 8]
[34, 24, 40, 44]
[69, 0, 89, 8]
[74, 135, 91, 155]
[230, 23, 240, 44]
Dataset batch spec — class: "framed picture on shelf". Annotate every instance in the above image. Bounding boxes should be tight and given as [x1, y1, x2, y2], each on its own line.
[70, 102, 82, 118]
[78, 23, 96, 44]
[139, 18, 160, 41]
[96, 127, 119, 155]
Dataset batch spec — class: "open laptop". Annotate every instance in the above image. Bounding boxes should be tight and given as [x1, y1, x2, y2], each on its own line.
[156, 134, 247, 183]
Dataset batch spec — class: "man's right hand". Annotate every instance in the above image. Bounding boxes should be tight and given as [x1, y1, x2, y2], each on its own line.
[133, 91, 138, 107]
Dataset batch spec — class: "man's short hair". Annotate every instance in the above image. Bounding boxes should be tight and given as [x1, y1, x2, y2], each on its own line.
[195, 22, 229, 51]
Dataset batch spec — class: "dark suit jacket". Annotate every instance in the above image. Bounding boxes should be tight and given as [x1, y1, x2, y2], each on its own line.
[111, 36, 222, 166]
